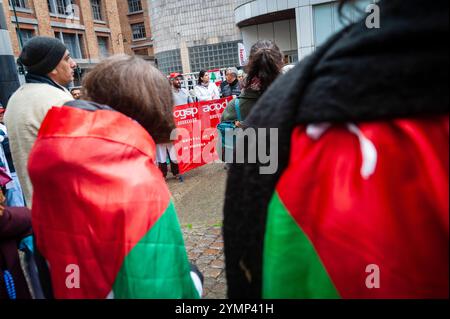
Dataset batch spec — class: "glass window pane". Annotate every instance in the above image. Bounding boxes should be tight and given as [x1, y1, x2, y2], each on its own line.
[128, 0, 142, 13]
[91, 0, 102, 20]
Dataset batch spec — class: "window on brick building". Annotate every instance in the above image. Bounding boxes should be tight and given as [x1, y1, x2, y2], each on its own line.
[9, 0, 29, 9]
[127, 0, 142, 13]
[97, 36, 110, 58]
[55, 31, 84, 59]
[131, 23, 146, 40]
[91, 0, 102, 21]
[48, 0, 75, 16]
[16, 28, 34, 49]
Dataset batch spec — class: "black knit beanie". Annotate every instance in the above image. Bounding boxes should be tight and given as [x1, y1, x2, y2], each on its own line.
[17, 36, 67, 76]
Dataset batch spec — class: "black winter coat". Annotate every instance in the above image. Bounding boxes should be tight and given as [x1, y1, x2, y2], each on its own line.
[223, 0, 449, 298]
[220, 79, 242, 98]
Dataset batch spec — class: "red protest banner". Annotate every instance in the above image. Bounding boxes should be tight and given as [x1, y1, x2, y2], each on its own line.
[172, 97, 232, 174]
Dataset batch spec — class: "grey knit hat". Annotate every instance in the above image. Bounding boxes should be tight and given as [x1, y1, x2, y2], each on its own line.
[226, 67, 238, 77]
[18, 36, 68, 75]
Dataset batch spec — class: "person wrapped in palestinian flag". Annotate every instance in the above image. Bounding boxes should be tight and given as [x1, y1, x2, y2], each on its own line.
[223, 0, 449, 299]
[28, 55, 202, 299]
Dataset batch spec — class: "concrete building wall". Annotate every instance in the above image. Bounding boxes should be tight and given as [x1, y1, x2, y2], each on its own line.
[148, 0, 242, 74]
[235, 0, 373, 61]
[240, 19, 298, 59]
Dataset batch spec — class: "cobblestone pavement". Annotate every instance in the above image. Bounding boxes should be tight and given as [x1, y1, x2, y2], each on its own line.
[168, 163, 228, 299]
[182, 225, 227, 299]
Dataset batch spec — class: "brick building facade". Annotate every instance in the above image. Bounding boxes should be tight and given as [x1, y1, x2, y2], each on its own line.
[148, 0, 242, 75]
[117, 0, 154, 62]
[2, 0, 245, 81]
[1, 0, 155, 85]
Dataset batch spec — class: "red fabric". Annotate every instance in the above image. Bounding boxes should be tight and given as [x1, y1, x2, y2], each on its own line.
[29, 106, 170, 298]
[0, 167, 12, 187]
[277, 115, 449, 298]
[173, 97, 232, 174]
[169, 72, 182, 79]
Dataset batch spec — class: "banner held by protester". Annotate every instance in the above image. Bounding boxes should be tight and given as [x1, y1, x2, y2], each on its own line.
[173, 97, 233, 174]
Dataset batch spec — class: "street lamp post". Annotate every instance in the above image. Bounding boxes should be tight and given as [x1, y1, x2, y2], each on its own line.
[0, 0, 21, 106]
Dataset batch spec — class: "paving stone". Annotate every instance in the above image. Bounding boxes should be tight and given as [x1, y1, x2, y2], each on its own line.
[210, 228, 222, 235]
[204, 248, 221, 256]
[183, 225, 227, 298]
[197, 263, 212, 270]
[214, 283, 227, 294]
[204, 268, 223, 279]
[188, 252, 200, 260]
[198, 240, 215, 248]
[210, 259, 225, 269]
[210, 242, 224, 249]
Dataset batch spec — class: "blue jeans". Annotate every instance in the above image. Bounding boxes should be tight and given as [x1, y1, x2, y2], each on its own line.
[6, 172, 25, 207]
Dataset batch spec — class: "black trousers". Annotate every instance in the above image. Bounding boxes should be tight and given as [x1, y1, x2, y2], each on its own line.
[158, 160, 179, 178]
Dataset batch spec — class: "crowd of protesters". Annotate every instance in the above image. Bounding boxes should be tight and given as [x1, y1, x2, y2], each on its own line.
[0, 0, 448, 300]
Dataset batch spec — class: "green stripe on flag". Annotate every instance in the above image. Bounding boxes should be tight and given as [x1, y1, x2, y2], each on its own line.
[263, 193, 340, 299]
[113, 201, 199, 299]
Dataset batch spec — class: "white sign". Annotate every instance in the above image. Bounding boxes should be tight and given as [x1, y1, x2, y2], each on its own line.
[238, 43, 248, 66]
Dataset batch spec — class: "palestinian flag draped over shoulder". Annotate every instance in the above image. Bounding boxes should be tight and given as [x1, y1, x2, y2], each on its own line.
[223, 0, 448, 299]
[263, 117, 449, 298]
[29, 105, 199, 299]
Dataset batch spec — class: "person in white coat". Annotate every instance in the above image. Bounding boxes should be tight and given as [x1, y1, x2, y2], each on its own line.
[156, 73, 187, 182]
[194, 70, 220, 102]
[5, 37, 76, 207]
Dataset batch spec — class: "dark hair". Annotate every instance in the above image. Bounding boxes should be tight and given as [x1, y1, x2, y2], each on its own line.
[244, 40, 284, 93]
[82, 55, 175, 144]
[198, 69, 207, 85]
